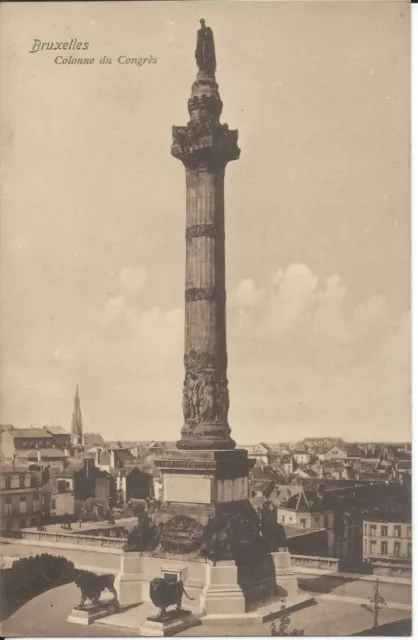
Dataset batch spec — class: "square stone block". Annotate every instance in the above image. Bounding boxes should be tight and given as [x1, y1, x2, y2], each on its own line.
[163, 473, 212, 503]
[67, 600, 119, 625]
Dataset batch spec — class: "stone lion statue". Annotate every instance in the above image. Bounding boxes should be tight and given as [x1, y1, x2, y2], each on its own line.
[149, 577, 194, 619]
[74, 570, 118, 608]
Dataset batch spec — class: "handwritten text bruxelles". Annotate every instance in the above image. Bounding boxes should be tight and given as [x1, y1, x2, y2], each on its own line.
[29, 39, 158, 66]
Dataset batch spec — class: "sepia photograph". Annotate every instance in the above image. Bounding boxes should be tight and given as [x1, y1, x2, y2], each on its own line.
[0, 0, 412, 636]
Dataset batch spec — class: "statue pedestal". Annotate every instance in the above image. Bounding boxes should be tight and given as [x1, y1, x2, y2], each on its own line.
[67, 600, 119, 626]
[139, 609, 201, 637]
[202, 561, 246, 615]
[154, 449, 253, 527]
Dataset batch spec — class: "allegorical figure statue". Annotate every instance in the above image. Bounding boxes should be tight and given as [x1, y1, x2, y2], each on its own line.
[195, 19, 216, 75]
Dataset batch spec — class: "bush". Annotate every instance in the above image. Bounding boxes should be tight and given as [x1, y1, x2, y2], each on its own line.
[0, 553, 76, 620]
[271, 602, 305, 636]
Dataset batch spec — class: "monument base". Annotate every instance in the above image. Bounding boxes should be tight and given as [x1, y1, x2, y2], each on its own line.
[139, 609, 201, 636]
[67, 600, 120, 626]
[153, 448, 254, 528]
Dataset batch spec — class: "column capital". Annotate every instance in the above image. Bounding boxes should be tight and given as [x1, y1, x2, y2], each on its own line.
[172, 122, 240, 171]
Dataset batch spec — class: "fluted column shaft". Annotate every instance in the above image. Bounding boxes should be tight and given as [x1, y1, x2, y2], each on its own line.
[172, 64, 239, 450]
[185, 169, 226, 364]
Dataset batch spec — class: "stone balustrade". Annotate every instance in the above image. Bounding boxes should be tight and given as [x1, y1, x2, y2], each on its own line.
[0, 528, 126, 548]
[290, 554, 340, 571]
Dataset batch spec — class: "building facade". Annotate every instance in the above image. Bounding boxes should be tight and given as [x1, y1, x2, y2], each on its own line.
[323, 446, 348, 461]
[363, 520, 412, 562]
[276, 490, 336, 556]
[0, 465, 42, 529]
[42, 470, 75, 519]
[0, 428, 55, 458]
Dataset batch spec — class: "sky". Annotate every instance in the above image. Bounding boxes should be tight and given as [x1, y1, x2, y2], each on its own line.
[0, 1, 411, 444]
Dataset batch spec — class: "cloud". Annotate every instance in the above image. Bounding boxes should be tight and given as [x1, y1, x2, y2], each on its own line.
[233, 279, 264, 309]
[99, 295, 126, 326]
[258, 263, 318, 337]
[125, 305, 184, 359]
[228, 262, 410, 440]
[120, 266, 147, 293]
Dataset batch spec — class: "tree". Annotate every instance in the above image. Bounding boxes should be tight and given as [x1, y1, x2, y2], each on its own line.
[271, 601, 305, 636]
[361, 579, 387, 627]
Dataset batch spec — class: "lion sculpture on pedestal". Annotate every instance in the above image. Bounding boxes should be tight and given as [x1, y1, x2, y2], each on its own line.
[149, 577, 194, 619]
[74, 570, 118, 608]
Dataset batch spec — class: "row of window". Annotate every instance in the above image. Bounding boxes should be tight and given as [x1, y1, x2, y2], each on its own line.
[4, 475, 27, 489]
[3, 493, 39, 502]
[364, 524, 411, 538]
[4, 502, 41, 515]
[369, 539, 412, 558]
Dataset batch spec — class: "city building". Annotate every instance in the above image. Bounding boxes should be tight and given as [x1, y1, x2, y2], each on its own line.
[277, 488, 336, 555]
[323, 445, 349, 461]
[15, 447, 69, 470]
[0, 427, 55, 458]
[91, 446, 135, 472]
[0, 463, 42, 529]
[292, 450, 311, 466]
[363, 519, 412, 563]
[42, 425, 71, 448]
[42, 469, 75, 519]
[136, 441, 169, 465]
[83, 432, 105, 447]
[113, 466, 154, 506]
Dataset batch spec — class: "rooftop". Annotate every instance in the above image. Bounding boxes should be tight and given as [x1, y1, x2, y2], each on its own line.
[43, 426, 70, 436]
[9, 427, 51, 438]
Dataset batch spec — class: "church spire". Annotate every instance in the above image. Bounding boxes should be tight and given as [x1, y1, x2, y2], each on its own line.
[71, 384, 84, 447]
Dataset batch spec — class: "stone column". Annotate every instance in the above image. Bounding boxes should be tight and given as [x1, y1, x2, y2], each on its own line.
[172, 43, 240, 450]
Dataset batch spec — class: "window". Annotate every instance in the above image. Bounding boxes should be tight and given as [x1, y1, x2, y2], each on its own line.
[51, 499, 56, 509]
[381, 541, 388, 555]
[19, 495, 26, 502]
[5, 476, 11, 489]
[370, 524, 377, 535]
[281, 516, 285, 523]
[370, 540, 377, 554]
[364, 523, 367, 535]
[300, 518, 307, 529]
[381, 526, 388, 537]
[314, 517, 320, 529]
[407, 543, 412, 559]
[407, 527, 412, 539]
[394, 526, 401, 538]
[394, 542, 401, 557]
[324, 515, 329, 528]
[19, 476, 25, 488]
[57, 480, 69, 493]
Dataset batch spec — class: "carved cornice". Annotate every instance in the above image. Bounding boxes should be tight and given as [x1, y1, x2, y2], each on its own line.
[186, 224, 216, 241]
[172, 122, 240, 170]
[154, 459, 217, 470]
